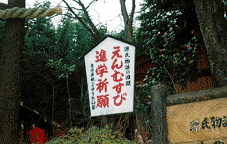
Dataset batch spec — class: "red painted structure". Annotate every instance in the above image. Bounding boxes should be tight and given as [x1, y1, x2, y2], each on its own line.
[27, 126, 49, 144]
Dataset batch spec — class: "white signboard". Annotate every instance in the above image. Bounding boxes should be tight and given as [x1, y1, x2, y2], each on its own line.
[85, 37, 135, 117]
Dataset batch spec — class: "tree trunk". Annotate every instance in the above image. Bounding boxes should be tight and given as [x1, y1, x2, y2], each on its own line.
[0, 0, 25, 143]
[125, 23, 134, 44]
[119, 1, 136, 142]
[120, 0, 136, 43]
[194, 0, 227, 88]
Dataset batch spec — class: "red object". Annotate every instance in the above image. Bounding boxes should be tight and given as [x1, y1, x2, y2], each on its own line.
[27, 126, 49, 144]
[111, 46, 122, 59]
[95, 50, 108, 62]
[96, 78, 109, 93]
[96, 94, 109, 108]
[95, 45, 127, 108]
[96, 64, 108, 77]
[110, 46, 126, 106]
[21, 131, 23, 140]
[113, 93, 127, 106]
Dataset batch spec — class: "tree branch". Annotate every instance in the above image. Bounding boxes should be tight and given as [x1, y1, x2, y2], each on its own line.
[119, 0, 135, 43]
[129, 0, 136, 25]
[77, 0, 100, 41]
[72, 0, 79, 3]
[62, 14, 86, 21]
[62, 0, 97, 40]
[120, 0, 129, 25]
[69, 7, 83, 11]
[86, 0, 96, 10]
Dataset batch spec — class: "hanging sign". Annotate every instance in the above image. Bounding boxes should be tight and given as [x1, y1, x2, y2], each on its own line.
[85, 37, 135, 117]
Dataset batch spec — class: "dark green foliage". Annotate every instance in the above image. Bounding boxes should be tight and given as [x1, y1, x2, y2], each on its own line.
[136, 0, 205, 95]
[19, 0, 111, 135]
[19, 1, 87, 135]
[0, 20, 5, 47]
[22, 1, 57, 80]
[110, 30, 127, 42]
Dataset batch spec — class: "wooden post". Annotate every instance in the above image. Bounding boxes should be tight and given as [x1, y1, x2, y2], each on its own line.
[0, 0, 25, 143]
[150, 84, 169, 144]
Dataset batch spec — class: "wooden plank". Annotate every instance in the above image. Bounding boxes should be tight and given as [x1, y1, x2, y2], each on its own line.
[166, 86, 227, 106]
[167, 97, 227, 143]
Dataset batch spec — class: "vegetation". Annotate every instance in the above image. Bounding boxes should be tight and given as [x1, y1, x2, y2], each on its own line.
[136, 0, 211, 95]
[0, 0, 226, 143]
[150, 0, 227, 88]
[45, 125, 137, 144]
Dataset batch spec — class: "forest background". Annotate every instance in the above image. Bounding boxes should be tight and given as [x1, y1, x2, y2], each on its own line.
[0, 0, 227, 143]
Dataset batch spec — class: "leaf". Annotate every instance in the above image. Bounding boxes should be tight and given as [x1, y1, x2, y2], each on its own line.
[189, 60, 194, 64]
[59, 74, 64, 78]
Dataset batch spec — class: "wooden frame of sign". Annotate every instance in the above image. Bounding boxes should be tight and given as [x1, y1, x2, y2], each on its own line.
[148, 85, 227, 144]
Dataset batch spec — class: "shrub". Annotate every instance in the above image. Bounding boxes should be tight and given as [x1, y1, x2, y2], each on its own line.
[45, 125, 137, 144]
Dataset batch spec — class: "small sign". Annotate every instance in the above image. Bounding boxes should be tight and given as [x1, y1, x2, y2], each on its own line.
[85, 37, 135, 117]
[167, 97, 227, 143]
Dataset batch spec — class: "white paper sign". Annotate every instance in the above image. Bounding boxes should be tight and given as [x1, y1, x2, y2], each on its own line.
[85, 37, 135, 117]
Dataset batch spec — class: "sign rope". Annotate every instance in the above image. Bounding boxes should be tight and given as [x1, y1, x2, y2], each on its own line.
[0, 5, 62, 19]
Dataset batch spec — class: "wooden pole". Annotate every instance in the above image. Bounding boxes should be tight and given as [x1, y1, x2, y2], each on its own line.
[0, 0, 25, 143]
[150, 84, 169, 144]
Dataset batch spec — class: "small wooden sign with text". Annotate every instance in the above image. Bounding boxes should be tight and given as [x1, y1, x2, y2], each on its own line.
[167, 97, 227, 143]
